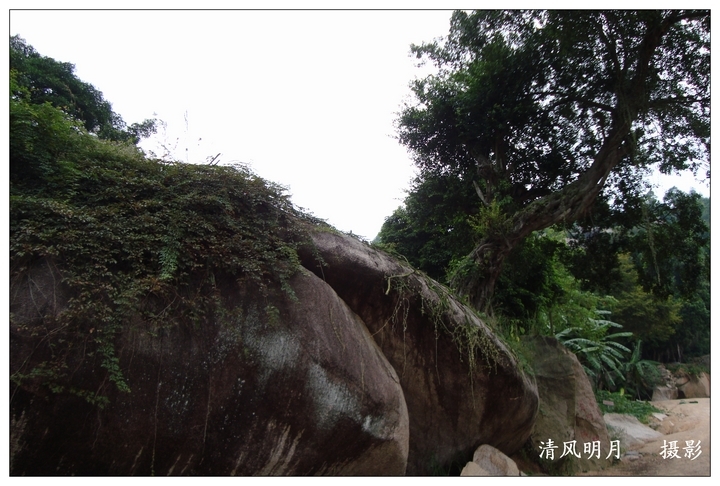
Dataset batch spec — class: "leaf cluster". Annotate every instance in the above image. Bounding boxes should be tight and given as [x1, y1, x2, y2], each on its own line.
[630, 189, 709, 299]
[376, 174, 477, 280]
[620, 340, 662, 400]
[10, 35, 156, 144]
[555, 311, 632, 391]
[608, 254, 682, 351]
[10, 72, 312, 404]
[398, 9, 709, 220]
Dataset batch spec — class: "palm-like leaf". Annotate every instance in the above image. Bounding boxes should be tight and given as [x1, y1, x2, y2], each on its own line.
[556, 312, 632, 390]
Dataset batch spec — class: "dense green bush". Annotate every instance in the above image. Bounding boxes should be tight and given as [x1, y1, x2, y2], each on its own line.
[555, 312, 632, 391]
[10, 73, 317, 404]
[619, 341, 663, 400]
[595, 390, 661, 424]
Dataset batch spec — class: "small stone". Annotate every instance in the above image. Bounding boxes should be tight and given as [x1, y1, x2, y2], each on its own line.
[461, 462, 490, 476]
[472, 444, 520, 476]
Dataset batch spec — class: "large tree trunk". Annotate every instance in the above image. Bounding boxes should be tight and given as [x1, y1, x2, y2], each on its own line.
[449, 13, 690, 312]
[453, 124, 632, 312]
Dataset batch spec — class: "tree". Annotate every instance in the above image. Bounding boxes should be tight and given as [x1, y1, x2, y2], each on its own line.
[377, 175, 568, 322]
[10, 35, 155, 145]
[563, 189, 709, 298]
[376, 173, 477, 280]
[396, 10, 709, 311]
[610, 254, 682, 352]
[630, 188, 709, 300]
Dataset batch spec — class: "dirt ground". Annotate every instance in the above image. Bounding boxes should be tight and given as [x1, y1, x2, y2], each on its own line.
[579, 398, 710, 476]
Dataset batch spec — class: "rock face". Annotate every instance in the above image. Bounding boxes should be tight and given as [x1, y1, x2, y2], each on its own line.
[652, 385, 679, 401]
[675, 372, 710, 399]
[521, 336, 611, 474]
[652, 364, 680, 401]
[460, 461, 490, 476]
[11, 228, 539, 476]
[652, 364, 710, 401]
[466, 444, 520, 476]
[10, 264, 408, 475]
[603, 413, 663, 449]
[299, 231, 539, 475]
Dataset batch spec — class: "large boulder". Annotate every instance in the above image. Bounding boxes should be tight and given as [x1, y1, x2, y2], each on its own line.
[10, 227, 539, 476]
[675, 371, 710, 399]
[10, 262, 408, 475]
[652, 364, 678, 401]
[603, 413, 663, 449]
[652, 364, 711, 400]
[652, 385, 678, 401]
[299, 230, 539, 475]
[520, 336, 611, 474]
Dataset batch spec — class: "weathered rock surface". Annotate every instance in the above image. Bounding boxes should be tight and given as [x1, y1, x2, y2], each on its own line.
[653, 363, 677, 402]
[460, 461, 490, 476]
[675, 372, 710, 399]
[603, 413, 663, 449]
[10, 264, 409, 475]
[520, 336, 611, 474]
[299, 230, 539, 475]
[471, 444, 520, 476]
[652, 364, 710, 401]
[11, 227, 539, 476]
[652, 385, 678, 401]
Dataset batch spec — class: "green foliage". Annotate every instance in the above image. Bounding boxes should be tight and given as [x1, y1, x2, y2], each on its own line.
[620, 341, 662, 400]
[10, 35, 156, 144]
[562, 216, 626, 296]
[673, 280, 710, 360]
[10, 69, 94, 192]
[492, 232, 566, 323]
[560, 190, 709, 362]
[376, 173, 476, 281]
[400, 10, 708, 203]
[630, 189, 710, 300]
[595, 390, 662, 424]
[10, 58, 313, 404]
[555, 311, 632, 391]
[666, 362, 709, 379]
[609, 254, 682, 353]
[467, 199, 513, 239]
[394, 10, 709, 311]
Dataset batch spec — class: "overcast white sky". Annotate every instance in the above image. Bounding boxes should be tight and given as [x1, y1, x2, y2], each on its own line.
[8, 5, 710, 239]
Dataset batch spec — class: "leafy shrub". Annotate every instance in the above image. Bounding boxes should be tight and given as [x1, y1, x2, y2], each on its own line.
[595, 390, 661, 424]
[10, 91, 317, 405]
[666, 362, 709, 379]
[555, 311, 632, 391]
[620, 340, 662, 400]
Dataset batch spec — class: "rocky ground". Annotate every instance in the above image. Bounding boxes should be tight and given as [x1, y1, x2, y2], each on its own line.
[579, 398, 710, 476]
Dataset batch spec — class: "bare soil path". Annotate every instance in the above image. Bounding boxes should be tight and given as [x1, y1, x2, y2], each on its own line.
[579, 398, 710, 476]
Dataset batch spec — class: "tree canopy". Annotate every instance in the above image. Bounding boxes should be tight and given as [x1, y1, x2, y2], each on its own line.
[10, 35, 156, 145]
[394, 10, 710, 311]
